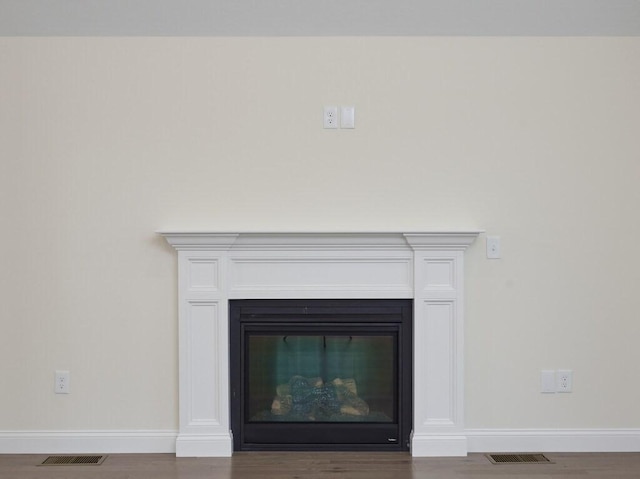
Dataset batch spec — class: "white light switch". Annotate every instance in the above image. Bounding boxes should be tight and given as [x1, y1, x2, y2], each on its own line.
[541, 370, 556, 393]
[486, 236, 501, 259]
[340, 106, 355, 129]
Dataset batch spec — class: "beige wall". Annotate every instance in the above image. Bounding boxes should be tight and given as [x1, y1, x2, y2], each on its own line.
[1, 37, 639, 431]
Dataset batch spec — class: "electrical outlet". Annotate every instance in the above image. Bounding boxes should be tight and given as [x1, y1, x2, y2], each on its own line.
[323, 106, 338, 129]
[557, 369, 572, 393]
[55, 370, 70, 394]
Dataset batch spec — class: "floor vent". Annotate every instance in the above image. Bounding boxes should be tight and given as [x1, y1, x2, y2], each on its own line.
[486, 453, 553, 464]
[39, 455, 107, 466]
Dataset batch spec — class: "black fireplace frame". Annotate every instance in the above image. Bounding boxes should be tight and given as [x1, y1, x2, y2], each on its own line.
[230, 298, 413, 451]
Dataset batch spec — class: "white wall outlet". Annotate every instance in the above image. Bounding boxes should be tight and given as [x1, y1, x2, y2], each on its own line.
[541, 370, 556, 393]
[486, 236, 501, 259]
[55, 370, 70, 394]
[323, 106, 338, 129]
[557, 369, 573, 392]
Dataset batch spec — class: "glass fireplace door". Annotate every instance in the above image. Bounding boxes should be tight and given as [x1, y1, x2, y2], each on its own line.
[247, 333, 396, 423]
[230, 299, 412, 451]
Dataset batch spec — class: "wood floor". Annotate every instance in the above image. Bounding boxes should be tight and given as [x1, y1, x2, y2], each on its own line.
[2, 452, 640, 478]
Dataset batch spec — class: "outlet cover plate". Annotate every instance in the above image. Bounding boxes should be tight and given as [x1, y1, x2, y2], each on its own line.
[323, 106, 338, 129]
[55, 370, 70, 394]
[557, 369, 573, 393]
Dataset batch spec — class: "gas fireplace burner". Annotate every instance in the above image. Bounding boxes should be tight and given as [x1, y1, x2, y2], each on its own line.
[230, 299, 413, 451]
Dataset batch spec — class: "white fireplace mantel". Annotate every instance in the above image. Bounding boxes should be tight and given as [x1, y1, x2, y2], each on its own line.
[160, 231, 481, 457]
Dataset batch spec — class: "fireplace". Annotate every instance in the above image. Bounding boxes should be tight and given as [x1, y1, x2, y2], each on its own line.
[159, 231, 480, 457]
[230, 299, 412, 451]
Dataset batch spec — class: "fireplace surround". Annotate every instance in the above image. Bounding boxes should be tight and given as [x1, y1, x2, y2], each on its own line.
[160, 231, 480, 457]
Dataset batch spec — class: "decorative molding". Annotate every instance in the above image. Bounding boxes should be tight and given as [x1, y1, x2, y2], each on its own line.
[185, 301, 222, 426]
[411, 434, 468, 457]
[412, 429, 640, 455]
[466, 429, 640, 453]
[160, 232, 240, 250]
[161, 231, 481, 457]
[5, 428, 638, 455]
[186, 258, 220, 293]
[422, 301, 456, 426]
[227, 255, 414, 298]
[175, 433, 233, 457]
[404, 232, 482, 250]
[0, 430, 177, 454]
[423, 259, 455, 292]
[159, 231, 484, 251]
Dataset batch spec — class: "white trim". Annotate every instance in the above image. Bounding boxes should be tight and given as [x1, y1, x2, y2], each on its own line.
[176, 433, 233, 457]
[159, 231, 484, 251]
[466, 429, 640, 453]
[0, 430, 178, 454]
[160, 231, 481, 457]
[411, 433, 468, 456]
[3, 428, 638, 454]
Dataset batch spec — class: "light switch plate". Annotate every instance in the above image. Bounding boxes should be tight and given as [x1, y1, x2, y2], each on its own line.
[486, 236, 501, 259]
[541, 370, 556, 393]
[340, 106, 355, 128]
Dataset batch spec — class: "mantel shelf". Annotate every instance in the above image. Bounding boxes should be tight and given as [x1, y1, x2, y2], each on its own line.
[158, 231, 483, 251]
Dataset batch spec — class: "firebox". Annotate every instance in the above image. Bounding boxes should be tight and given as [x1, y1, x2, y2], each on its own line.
[230, 299, 412, 451]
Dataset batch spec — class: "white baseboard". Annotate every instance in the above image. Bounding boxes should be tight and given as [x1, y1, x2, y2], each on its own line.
[2, 428, 639, 455]
[175, 433, 233, 457]
[411, 434, 468, 457]
[0, 430, 177, 454]
[466, 429, 640, 453]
